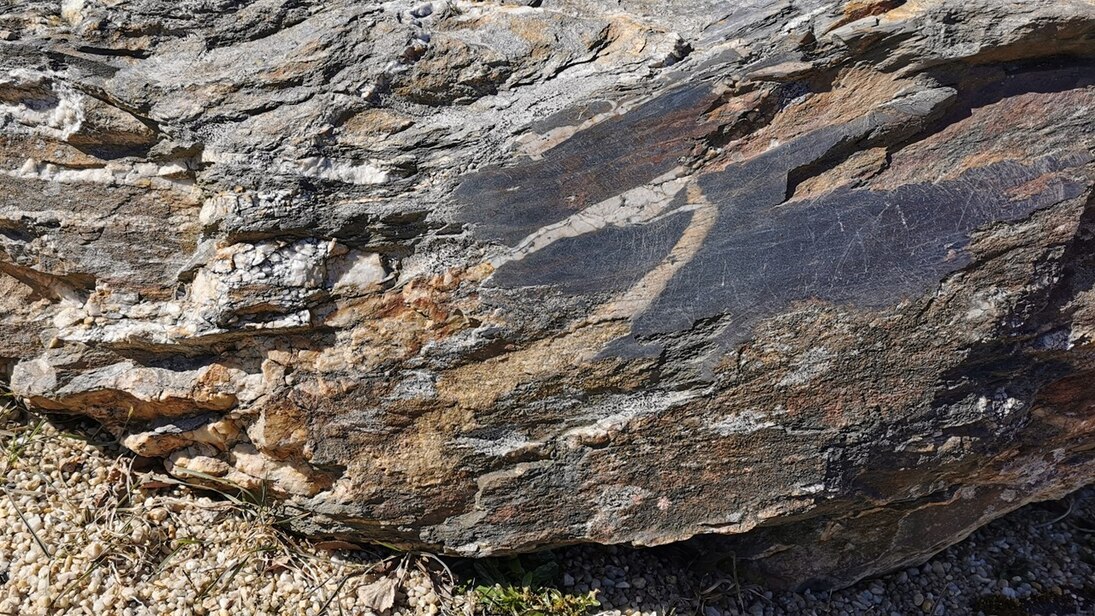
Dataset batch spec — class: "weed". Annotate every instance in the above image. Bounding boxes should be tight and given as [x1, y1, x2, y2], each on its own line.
[472, 555, 560, 590]
[465, 555, 600, 616]
[972, 594, 1027, 616]
[473, 584, 600, 616]
[1, 396, 42, 471]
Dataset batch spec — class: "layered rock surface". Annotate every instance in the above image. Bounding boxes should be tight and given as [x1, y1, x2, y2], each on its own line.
[2, 0, 1094, 589]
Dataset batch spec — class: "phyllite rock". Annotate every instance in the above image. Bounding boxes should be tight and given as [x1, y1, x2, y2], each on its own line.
[2, 0, 1094, 589]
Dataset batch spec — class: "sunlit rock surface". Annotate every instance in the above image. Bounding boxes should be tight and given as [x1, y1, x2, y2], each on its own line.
[2, 0, 1094, 589]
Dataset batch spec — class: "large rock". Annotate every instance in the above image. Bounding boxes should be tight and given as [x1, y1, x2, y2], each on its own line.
[2, 0, 1094, 589]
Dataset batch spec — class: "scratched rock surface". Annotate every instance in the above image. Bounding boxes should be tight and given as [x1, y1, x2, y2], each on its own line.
[3, 0, 1095, 590]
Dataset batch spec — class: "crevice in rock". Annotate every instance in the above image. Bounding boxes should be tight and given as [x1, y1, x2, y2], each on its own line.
[0, 261, 94, 303]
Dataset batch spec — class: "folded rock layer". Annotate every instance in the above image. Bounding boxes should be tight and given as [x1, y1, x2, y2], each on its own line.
[2, 0, 1094, 589]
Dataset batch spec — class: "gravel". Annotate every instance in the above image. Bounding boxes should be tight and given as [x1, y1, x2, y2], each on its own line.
[543, 492, 1095, 616]
[0, 410, 444, 616]
[1, 409, 1093, 615]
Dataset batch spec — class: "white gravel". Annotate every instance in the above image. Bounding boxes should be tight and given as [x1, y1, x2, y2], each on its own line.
[0, 408, 443, 616]
[1, 407, 1092, 616]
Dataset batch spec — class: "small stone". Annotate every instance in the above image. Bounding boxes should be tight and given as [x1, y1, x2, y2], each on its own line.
[562, 573, 575, 587]
[410, 2, 432, 17]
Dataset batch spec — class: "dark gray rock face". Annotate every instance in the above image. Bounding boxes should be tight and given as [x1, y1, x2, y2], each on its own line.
[2, 0, 1095, 589]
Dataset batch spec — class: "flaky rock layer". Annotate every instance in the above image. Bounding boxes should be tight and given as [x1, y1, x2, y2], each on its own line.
[2, 0, 1095, 589]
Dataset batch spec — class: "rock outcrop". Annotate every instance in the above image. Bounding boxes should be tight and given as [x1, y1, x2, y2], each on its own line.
[2, 0, 1095, 589]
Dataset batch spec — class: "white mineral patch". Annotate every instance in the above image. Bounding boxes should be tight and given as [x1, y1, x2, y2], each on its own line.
[195, 239, 328, 301]
[198, 194, 237, 226]
[8, 158, 197, 194]
[157, 161, 190, 177]
[452, 432, 539, 457]
[293, 157, 389, 185]
[201, 150, 390, 185]
[60, 244, 331, 349]
[327, 250, 387, 293]
[60, 0, 85, 25]
[792, 483, 826, 496]
[709, 408, 778, 435]
[15, 160, 114, 184]
[236, 309, 312, 331]
[781, 3, 830, 34]
[61, 238, 365, 348]
[0, 70, 84, 140]
[562, 390, 698, 445]
[976, 392, 1022, 420]
[61, 318, 190, 347]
